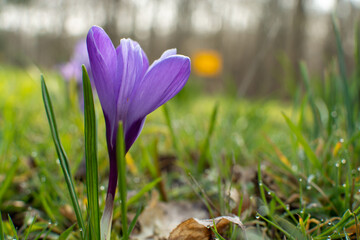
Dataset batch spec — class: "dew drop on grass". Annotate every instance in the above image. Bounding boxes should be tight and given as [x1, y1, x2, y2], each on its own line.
[267, 191, 272, 196]
[285, 204, 290, 210]
[100, 185, 105, 191]
[255, 215, 260, 219]
[342, 184, 346, 187]
[335, 163, 340, 168]
[56, 159, 60, 165]
[299, 178, 303, 182]
[341, 159, 346, 164]
[358, 167, 360, 172]
[306, 185, 311, 190]
[340, 138, 344, 143]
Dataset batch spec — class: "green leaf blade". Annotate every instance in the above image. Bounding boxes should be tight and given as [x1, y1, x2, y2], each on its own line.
[41, 76, 85, 238]
[82, 65, 100, 240]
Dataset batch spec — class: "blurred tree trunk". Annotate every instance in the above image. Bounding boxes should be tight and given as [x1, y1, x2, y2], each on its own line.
[290, 0, 306, 79]
[103, 0, 121, 42]
[171, 0, 193, 50]
[238, 0, 282, 96]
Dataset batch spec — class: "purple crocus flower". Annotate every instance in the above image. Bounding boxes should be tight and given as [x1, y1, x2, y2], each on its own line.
[60, 39, 93, 83]
[59, 39, 93, 110]
[86, 25, 190, 236]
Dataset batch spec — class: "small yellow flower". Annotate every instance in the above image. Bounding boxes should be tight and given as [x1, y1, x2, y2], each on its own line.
[193, 50, 222, 77]
[126, 153, 138, 175]
[333, 141, 342, 157]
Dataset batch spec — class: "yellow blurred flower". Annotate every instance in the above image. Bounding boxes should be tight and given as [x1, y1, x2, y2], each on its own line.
[192, 50, 222, 77]
[126, 153, 138, 175]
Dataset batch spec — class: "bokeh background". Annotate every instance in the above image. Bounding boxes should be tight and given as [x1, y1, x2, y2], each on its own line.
[1, 0, 360, 96]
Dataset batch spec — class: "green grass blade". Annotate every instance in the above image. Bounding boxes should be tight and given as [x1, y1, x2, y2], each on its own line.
[356, 21, 360, 79]
[332, 15, 353, 137]
[126, 177, 162, 207]
[24, 215, 37, 240]
[82, 65, 100, 240]
[211, 227, 226, 240]
[282, 113, 321, 170]
[299, 61, 321, 137]
[0, 212, 3, 240]
[116, 121, 128, 240]
[0, 158, 19, 203]
[257, 214, 295, 240]
[198, 102, 219, 172]
[127, 206, 142, 236]
[257, 161, 269, 217]
[33, 227, 47, 240]
[8, 215, 18, 240]
[263, 185, 297, 223]
[41, 75, 85, 238]
[58, 223, 76, 240]
[163, 104, 179, 153]
[275, 216, 308, 240]
[315, 210, 352, 238]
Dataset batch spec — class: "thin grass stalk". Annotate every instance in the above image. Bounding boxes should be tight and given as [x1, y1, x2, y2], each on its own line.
[299, 61, 321, 137]
[41, 76, 85, 238]
[163, 104, 180, 154]
[332, 15, 354, 137]
[82, 65, 100, 240]
[198, 102, 219, 172]
[0, 211, 3, 240]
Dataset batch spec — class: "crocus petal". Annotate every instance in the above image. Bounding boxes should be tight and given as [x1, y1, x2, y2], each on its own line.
[150, 49, 177, 68]
[160, 48, 177, 60]
[59, 62, 77, 81]
[124, 117, 146, 152]
[116, 39, 149, 124]
[87, 26, 119, 146]
[125, 55, 190, 148]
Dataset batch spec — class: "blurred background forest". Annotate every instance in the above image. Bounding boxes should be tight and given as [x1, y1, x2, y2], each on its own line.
[1, 0, 360, 96]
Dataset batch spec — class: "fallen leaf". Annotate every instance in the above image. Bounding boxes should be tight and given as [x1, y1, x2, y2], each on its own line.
[169, 215, 245, 240]
[131, 192, 208, 240]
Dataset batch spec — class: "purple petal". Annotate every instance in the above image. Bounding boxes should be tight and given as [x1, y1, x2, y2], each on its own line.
[59, 62, 77, 82]
[124, 117, 146, 152]
[160, 48, 177, 60]
[125, 55, 190, 147]
[116, 39, 149, 124]
[150, 49, 177, 68]
[87, 26, 119, 147]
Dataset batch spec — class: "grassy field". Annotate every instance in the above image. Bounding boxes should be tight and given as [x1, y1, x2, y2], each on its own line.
[1, 20, 360, 239]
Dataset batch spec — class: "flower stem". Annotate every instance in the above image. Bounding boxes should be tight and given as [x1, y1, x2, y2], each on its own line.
[100, 193, 114, 240]
[117, 121, 128, 240]
[101, 146, 117, 240]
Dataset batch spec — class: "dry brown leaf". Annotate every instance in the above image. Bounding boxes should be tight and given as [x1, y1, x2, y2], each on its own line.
[59, 204, 77, 222]
[169, 215, 245, 240]
[131, 192, 208, 240]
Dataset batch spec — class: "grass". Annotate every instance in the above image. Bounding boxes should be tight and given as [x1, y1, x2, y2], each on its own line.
[1, 19, 360, 239]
